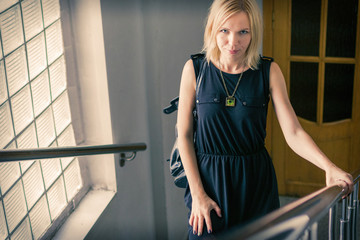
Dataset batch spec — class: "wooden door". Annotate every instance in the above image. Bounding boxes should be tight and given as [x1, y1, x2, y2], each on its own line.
[264, 0, 360, 196]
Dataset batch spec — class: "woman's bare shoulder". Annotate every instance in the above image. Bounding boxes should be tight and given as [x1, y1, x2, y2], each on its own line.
[181, 59, 196, 87]
[183, 59, 195, 73]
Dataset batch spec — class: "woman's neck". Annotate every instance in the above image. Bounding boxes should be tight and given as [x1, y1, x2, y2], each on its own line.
[218, 55, 247, 74]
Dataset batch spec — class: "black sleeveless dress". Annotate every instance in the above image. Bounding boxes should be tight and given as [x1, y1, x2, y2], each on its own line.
[184, 56, 280, 239]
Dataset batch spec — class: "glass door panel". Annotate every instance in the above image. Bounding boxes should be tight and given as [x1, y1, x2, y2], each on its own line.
[291, 0, 321, 56]
[326, 0, 358, 57]
[290, 62, 318, 121]
[323, 63, 354, 122]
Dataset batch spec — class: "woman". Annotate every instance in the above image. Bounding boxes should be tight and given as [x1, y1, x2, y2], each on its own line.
[177, 0, 354, 238]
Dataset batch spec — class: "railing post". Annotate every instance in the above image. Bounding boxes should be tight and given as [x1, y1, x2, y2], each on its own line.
[347, 191, 356, 240]
[310, 222, 318, 240]
[329, 204, 337, 240]
[301, 223, 318, 240]
[353, 182, 359, 240]
[340, 197, 350, 240]
[302, 228, 309, 240]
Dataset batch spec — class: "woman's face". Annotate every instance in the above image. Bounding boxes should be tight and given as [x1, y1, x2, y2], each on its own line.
[216, 11, 251, 60]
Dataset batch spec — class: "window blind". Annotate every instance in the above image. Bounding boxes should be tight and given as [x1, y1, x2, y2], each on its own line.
[0, 0, 83, 239]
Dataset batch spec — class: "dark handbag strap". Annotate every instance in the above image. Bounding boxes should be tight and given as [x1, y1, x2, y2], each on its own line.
[190, 53, 205, 123]
[163, 54, 206, 115]
[191, 53, 205, 83]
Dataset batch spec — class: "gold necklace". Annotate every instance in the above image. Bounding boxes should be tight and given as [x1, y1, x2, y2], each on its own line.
[219, 61, 244, 107]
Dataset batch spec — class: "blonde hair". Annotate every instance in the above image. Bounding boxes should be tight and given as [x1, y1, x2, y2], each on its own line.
[202, 0, 263, 69]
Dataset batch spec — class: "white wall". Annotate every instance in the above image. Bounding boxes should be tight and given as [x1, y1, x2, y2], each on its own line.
[84, 0, 156, 239]
[81, 0, 210, 239]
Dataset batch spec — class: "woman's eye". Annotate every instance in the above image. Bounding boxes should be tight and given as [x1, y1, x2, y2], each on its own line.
[220, 29, 228, 33]
[240, 30, 249, 34]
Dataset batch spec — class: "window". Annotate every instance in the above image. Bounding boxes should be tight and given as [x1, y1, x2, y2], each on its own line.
[0, 0, 83, 239]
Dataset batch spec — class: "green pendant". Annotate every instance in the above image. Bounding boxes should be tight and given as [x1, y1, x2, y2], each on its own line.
[226, 97, 236, 107]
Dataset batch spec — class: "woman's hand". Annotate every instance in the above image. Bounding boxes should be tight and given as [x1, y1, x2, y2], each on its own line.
[325, 165, 354, 197]
[189, 193, 222, 236]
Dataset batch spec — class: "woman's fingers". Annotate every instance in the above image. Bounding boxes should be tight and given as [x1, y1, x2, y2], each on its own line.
[189, 213, 194, 226]
[335, 174, 354, 198]
[327, 167, 354, 197]
[190, 197, 222, 236]
[190, 210, 214, 236]
[336, 178, 352, 197]
[197, 216, 204, 236]
[204, 214, 212, 234]
[214, 205, 222, 218]
[193, 215, 198, 235]
[346, 174, 354, 192]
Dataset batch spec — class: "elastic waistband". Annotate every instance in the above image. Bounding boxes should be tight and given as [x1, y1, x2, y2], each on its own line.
[197, 145, 266, 158]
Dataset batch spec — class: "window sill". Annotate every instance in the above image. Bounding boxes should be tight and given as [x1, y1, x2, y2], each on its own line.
[53, 189, 116, 240]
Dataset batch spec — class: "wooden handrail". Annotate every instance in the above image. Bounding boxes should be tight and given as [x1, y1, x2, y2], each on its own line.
[0, 143, 147, 162]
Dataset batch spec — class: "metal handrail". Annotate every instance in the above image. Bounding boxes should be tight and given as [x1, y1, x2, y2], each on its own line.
[220, 169, 360, 240]
[0, 143, 147, 166]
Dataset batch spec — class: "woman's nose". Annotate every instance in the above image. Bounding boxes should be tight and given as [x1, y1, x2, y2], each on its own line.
[228, 33, 238, 47]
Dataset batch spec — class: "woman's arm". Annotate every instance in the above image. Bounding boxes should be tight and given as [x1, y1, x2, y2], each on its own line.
[177, 59, 221, 236]
[177, 59, 204, 201]
[269, 62, 354, 194]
